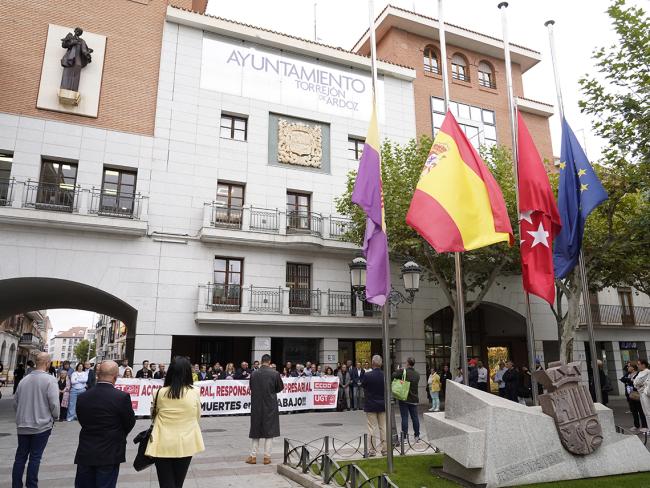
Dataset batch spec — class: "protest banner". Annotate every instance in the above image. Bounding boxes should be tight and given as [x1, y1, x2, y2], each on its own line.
[115, 376, 339, 416]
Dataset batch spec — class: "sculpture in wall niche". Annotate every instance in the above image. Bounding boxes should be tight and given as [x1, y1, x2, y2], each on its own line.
[534, 361, 603, 455]
[59, 27, 93, 106]
[277, 119, 322, 168]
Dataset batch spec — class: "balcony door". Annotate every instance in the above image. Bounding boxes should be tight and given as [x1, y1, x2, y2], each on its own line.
[287, 263, 311, 314]
[213, 257, 242, 311]
[0, 152, 12, 204]
[38, 160, 78, 211]
[618, 288, 635, 325]
[215, 182, 244, 227]
[287, 191, 311, 231]
[101, 168, 136, 217]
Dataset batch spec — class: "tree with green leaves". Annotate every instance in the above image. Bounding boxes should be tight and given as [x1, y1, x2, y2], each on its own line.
[74, 339, 96, 363]
[337, 136, 520, 370]
[550, 0, 650, 362]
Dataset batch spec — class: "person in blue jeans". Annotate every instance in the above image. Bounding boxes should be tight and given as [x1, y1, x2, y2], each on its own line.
[67, 363, 88, 421]
[392, 357, 421, 442]
[13, 352, 59, 488]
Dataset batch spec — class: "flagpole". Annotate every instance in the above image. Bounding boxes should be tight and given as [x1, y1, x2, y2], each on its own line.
[498, 2, 538, 405]
[437, 0, 468, 388]
[544, 19, 602, 403]
[368, 0, 394, 472]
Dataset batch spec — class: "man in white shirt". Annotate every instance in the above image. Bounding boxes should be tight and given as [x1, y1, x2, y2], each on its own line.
[477, 360, 489, 392]
[118, 359, 129, 378]
[493, 361, 508, 397]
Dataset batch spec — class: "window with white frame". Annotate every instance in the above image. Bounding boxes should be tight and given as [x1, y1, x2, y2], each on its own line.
[431, 97, 497, 150]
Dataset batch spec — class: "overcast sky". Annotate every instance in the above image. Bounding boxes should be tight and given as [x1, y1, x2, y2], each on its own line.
[206, 0, 623, 158]
[46, 0, 626, 335]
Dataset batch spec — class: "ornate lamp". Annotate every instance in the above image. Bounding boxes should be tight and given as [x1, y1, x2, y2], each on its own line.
[349, 257, 367, 292]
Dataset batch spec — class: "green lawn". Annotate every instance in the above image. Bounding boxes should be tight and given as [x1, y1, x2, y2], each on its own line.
[341, 454, 650, 488]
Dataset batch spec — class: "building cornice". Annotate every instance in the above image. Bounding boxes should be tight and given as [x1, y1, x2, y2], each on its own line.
[166, 6, 417, 81]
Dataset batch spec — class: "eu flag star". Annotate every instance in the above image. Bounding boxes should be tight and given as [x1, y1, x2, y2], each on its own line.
[577, 168, 587, 177]
[558, 162, 566, 170]
[580, 183, 589, 192]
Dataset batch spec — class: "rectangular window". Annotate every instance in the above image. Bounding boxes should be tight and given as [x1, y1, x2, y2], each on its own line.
[99, 168, 137, 217]
[286, 191, 311, 232]
[0, 152, 12, 205]
[37, 159, 78, 211]
[214, 182, 244, 228]
[286, 263, 313, 315]
[451, 63, 468, 82]
[348, 137, 365, 161]
[220, 114, 248, 141]
[212, 257, 242, 311]
[431, 97, 497, 150]
[618, 287, 635, 325]
[478, 70, 494, 89]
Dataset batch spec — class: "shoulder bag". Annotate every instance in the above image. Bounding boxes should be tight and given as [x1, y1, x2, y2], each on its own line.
[133, 388, 160, 472]
[391, 369, 410, 401]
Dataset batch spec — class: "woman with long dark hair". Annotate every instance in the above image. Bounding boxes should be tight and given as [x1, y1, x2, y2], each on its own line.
[146, 356, 204, 488]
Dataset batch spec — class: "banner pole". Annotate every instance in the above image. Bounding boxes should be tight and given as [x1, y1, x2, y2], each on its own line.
[368, 0, 394, 473]
[498, 1, 538, 405]
[437, 0, 468, 386]
[544, 19, 602, 403]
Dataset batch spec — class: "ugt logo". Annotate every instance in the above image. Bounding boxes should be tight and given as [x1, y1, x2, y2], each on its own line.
[421, 142, 449, 176]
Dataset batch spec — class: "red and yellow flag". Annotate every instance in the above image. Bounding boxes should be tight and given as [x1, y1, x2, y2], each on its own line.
[406, 111, 513, 252]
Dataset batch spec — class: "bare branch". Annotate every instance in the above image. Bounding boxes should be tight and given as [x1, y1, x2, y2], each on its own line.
[466, 258, 506, 314]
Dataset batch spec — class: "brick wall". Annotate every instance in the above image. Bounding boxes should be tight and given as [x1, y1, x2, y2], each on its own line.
[374, 28, 554, 161]
[0, 0, 176, 136]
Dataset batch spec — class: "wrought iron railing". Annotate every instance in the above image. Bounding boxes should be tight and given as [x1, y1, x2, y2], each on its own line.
[24, 180, 79, 212]
[249, 286, 283, 313]
[19, 333, 42, 350]
[89, 188, 142, 218]
[0, 178, 14, 206]
[579, 304, 650, 327]
[479, 78, 497, 89]
[249, 207, 280, 232]
[329, 217, 353, 240]
[206, 283, 241, 312]
[283, 435, 438, 487]
[287, 211, 323, 237]
[211, 204, 243, 229]
[328, 290, 352, 316]
[289, 288, 321, 315]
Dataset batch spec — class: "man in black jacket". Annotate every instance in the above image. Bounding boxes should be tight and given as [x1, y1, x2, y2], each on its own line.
[502, 360, 519, 402]
[392, 357, 421, 442]
[361, 355, 386, 456]
[74, 360, 136, 488]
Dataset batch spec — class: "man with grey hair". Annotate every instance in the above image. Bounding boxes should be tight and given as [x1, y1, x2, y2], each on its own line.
[12, 352, 59, 488]
[361, 355, 386, 456]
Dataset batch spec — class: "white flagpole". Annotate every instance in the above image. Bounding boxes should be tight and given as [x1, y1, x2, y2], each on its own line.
[498, 2, 538, 405]
[437, 0, 469, 388]
[544, 19, 602, 403]
[368, 0, 394, 472]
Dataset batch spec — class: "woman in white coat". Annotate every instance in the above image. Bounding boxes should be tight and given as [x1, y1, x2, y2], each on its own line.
[633, 359, 650, 431]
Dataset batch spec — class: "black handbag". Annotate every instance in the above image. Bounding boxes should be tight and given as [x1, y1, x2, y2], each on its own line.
[133, 389, 160, 472]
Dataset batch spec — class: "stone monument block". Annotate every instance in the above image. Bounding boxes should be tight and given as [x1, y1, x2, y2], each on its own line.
[425, 381, 650, 487]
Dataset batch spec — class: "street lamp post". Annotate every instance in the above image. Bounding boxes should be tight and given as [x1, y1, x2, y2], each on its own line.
[349, 257, 421, 473]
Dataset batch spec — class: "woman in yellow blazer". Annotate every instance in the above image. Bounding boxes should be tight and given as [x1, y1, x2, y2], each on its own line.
[146, 356, 204, 488]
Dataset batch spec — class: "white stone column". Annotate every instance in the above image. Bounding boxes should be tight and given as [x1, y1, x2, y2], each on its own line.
[11, 181, 24, 208]
[282, 287, 290, 315]
[139, 196, 149, 221]
[319, 338, 338, 369]
[609, 341, 623, 395]
[78, 190, 89, 215]
[320, 290, 328, 316]
[242, 206, 251, 231]
[252, 337, 271, 363]
[202, 203, 212, 227]
[355, 296, 364, 318]
[279, 211, 287, 235]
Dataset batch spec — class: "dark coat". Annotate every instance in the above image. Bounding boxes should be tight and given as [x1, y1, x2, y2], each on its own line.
[392, 367, 420, 404]
[361, 368, 385, 412]
[86, 368, 96, 389]
[468, 366, 479, 388]
[502, 368, 519, 402]
[235, 368, 252, 380]
[249, 365, 284, 439]
[74, 382, 136, 466]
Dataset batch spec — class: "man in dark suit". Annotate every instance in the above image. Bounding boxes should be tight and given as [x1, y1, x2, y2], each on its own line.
[74, 360, 136, 488]
[361, 355, 386, 456]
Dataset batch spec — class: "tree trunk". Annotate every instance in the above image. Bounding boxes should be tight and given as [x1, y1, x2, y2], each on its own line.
[558, 271, 582, 364]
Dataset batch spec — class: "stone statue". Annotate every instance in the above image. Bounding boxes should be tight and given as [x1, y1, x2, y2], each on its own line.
[534, 361, 603, 455]
[60, 27, 93, 93]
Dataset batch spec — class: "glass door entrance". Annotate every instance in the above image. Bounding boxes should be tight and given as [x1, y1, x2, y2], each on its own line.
[487, 346, 509, 393]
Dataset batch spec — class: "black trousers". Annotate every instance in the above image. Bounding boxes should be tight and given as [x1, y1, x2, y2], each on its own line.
[630, 399, 648, 429]
[75, 464, 120, 488]
[154, 457, 192, 488]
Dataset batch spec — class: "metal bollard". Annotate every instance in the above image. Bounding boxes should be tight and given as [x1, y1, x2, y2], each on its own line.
[283, 438, 289, 464]
[325, 435, 330, 456]
[363, 433, 368, 458]
[399, 432, 405, 456]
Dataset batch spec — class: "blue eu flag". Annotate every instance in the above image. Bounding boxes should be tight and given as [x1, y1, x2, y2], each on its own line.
[553, 119, 608, 278]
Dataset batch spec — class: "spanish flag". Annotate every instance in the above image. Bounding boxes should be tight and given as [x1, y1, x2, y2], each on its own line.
[406, 111, 513, 252]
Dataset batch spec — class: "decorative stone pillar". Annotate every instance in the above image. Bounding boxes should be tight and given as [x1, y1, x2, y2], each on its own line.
[252, 337, 271, 363]
[319, 338, 338, 369]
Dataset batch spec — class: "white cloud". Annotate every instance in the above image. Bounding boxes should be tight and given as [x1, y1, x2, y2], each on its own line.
[47, 309, 96, 337]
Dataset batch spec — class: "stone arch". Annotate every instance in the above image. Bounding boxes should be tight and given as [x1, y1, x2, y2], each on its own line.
[0, 340, 5, 364]
[8, 343, 16, 370]
[0, 277, 138, 362]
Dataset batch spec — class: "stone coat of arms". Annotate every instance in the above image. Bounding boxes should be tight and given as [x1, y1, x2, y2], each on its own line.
[534, 361, 603, 455]
[277, 120, 322, 168]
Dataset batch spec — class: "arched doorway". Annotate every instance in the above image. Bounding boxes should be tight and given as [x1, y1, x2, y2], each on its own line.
[8, 344, 15, 370]
[0, 340, 5, 364]
[0, 278, 138, 362]
[425, 302, 528, 388]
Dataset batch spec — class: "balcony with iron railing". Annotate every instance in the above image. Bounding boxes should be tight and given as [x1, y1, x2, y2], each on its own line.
[19, 333, 43, 351]
[196, 284, 393, 327]
[200, 203, 357, 253]
[578, 304, 650, 327]
[0, 179, 149, 236]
